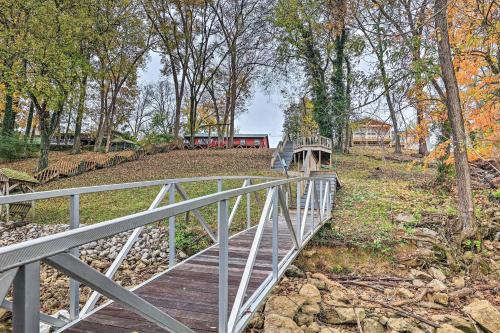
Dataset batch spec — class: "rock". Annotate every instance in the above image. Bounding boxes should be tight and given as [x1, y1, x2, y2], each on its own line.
[295, 312, 314, 326]
[265, 295, 305, 318]
[320, 328, 341, 333]
[387, 317, 413, 332]
[247, 313, 264, 329]
[413, 279, 426, 287]
[303, 249, 316, 258]
[299, 284, 321, 303]
[395, 213, 413, 223]
[432, 315, 475, 333]
[309, 278, 327, 290]
[463, 299, 500, 333]
[286, 265, 306, 278]
[452, 276, 465, 289]
[362, 317, 385, 333]
[396, 287, 415, 299]
[43, 298, 60, 309]
[302, 303, 321, 315]
[411, 269, 433, 281]
[305, 322, 320, 333]
[436, 324, 465, 333]
[427, 279, 447, 292]
[449, 288, 474, 300]
[430, 292, 449, 306]
[311, 272, 329, 281]
[429, 267, 446, 281]
[326, 282, 353, 302]
[378, 316, 389, 325]
[264, 313, 304, 333]
[321, 305, 365, 325]
[418, 301, 445, 309]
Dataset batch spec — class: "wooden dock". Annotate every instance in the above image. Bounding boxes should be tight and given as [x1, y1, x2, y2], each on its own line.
[63, 211, 319, 333]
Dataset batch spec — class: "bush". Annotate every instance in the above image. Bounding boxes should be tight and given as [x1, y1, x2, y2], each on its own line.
[141, 133, 174, 146]
[0, 135, 38, 161]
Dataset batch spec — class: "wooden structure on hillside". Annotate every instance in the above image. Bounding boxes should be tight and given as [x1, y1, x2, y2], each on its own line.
[271, 134, 332, 175]
[34, 150, 145, 184]
[0, 168, 38, 222]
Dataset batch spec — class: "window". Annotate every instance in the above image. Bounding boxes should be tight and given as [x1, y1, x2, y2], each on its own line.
[254, 139, 261, 146]
[239, 139, 246, 145]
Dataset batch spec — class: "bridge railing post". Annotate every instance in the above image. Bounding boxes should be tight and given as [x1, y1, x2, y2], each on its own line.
[246, 178, 251, 229]
[69, 194, 80, 320]
[296, 180, 301, 245]
[272, 187, 278, 280]
[218, 198, 229, 333]
[169, 184, 176, 268]
[12, 261, 40, 333]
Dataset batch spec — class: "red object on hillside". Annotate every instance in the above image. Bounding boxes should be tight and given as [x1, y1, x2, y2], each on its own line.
[184, 133, 270, 148]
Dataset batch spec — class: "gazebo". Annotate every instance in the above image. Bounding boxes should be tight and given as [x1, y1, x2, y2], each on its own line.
[0, 168, 38, 222]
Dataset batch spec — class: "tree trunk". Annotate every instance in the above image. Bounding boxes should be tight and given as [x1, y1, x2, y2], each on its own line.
[72, 74, 87, 154]
[37, 101, 50, 171]
[24, 101, 35, 141]
[228, 49, 237, 148]
[94, 80, 107, 152]
[434, 0, 476, 239]
[1, 89, 14, 137]
[377, 40, 401, 154]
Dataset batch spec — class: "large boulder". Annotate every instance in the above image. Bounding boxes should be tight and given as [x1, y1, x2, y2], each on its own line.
[265, 295, 306, 318]
[264, 314, 304, 333]
[463, 300, 500, 333]
[321, 305, 365, 325]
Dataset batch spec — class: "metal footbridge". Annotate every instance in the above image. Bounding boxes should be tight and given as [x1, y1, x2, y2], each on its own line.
[0, 174, 339, 332]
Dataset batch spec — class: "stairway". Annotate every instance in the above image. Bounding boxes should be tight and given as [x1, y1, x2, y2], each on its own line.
[272, 140, 294, 170]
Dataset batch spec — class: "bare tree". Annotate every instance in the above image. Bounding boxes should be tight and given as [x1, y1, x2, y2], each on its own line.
[127, 83, 154, 138]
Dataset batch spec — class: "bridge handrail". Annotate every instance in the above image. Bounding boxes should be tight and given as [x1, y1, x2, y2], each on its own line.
[0, 174, 336, 333]
[0, 175, 276, 205]
[270, 132, 290, 169]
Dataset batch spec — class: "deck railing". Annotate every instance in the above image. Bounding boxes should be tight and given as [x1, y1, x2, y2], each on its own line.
[0, 174, 336, 333]
[293, 135, 332, 150]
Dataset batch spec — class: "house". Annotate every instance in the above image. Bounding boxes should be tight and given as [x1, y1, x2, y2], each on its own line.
[184, 133, 270, 149]
[351, 118, 395, 146]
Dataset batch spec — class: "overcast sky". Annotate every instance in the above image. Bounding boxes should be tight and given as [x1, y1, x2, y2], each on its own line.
[138, 52, 285, 147]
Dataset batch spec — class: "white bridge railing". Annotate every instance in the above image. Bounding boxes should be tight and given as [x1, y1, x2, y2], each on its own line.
[294, 135, 332, 150]
[0, 174, 336, 333]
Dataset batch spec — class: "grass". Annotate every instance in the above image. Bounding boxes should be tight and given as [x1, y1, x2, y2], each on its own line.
[297, 149, 497, 273]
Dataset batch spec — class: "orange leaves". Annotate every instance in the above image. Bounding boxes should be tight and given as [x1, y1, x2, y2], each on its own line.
[445, 0, 499, 160]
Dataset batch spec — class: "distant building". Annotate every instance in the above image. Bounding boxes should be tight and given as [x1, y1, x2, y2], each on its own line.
[351, 118, 394, 146]
[184, 133, 270, 148]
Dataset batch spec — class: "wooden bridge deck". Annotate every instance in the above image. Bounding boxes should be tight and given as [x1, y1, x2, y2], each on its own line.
[63, 210, 321, 333]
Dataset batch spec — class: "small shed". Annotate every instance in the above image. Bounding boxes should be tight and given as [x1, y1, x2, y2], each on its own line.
[110, 137, 140, 152]
[0, 168, 38, 222]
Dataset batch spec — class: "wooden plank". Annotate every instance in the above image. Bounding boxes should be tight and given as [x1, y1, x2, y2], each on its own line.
[66, 213, 318, 332]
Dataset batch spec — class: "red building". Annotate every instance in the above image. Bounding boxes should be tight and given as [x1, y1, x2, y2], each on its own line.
[184, 133, 270, 148]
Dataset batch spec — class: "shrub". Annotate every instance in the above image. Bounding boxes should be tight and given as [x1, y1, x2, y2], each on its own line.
[0, 135, 38, 161]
